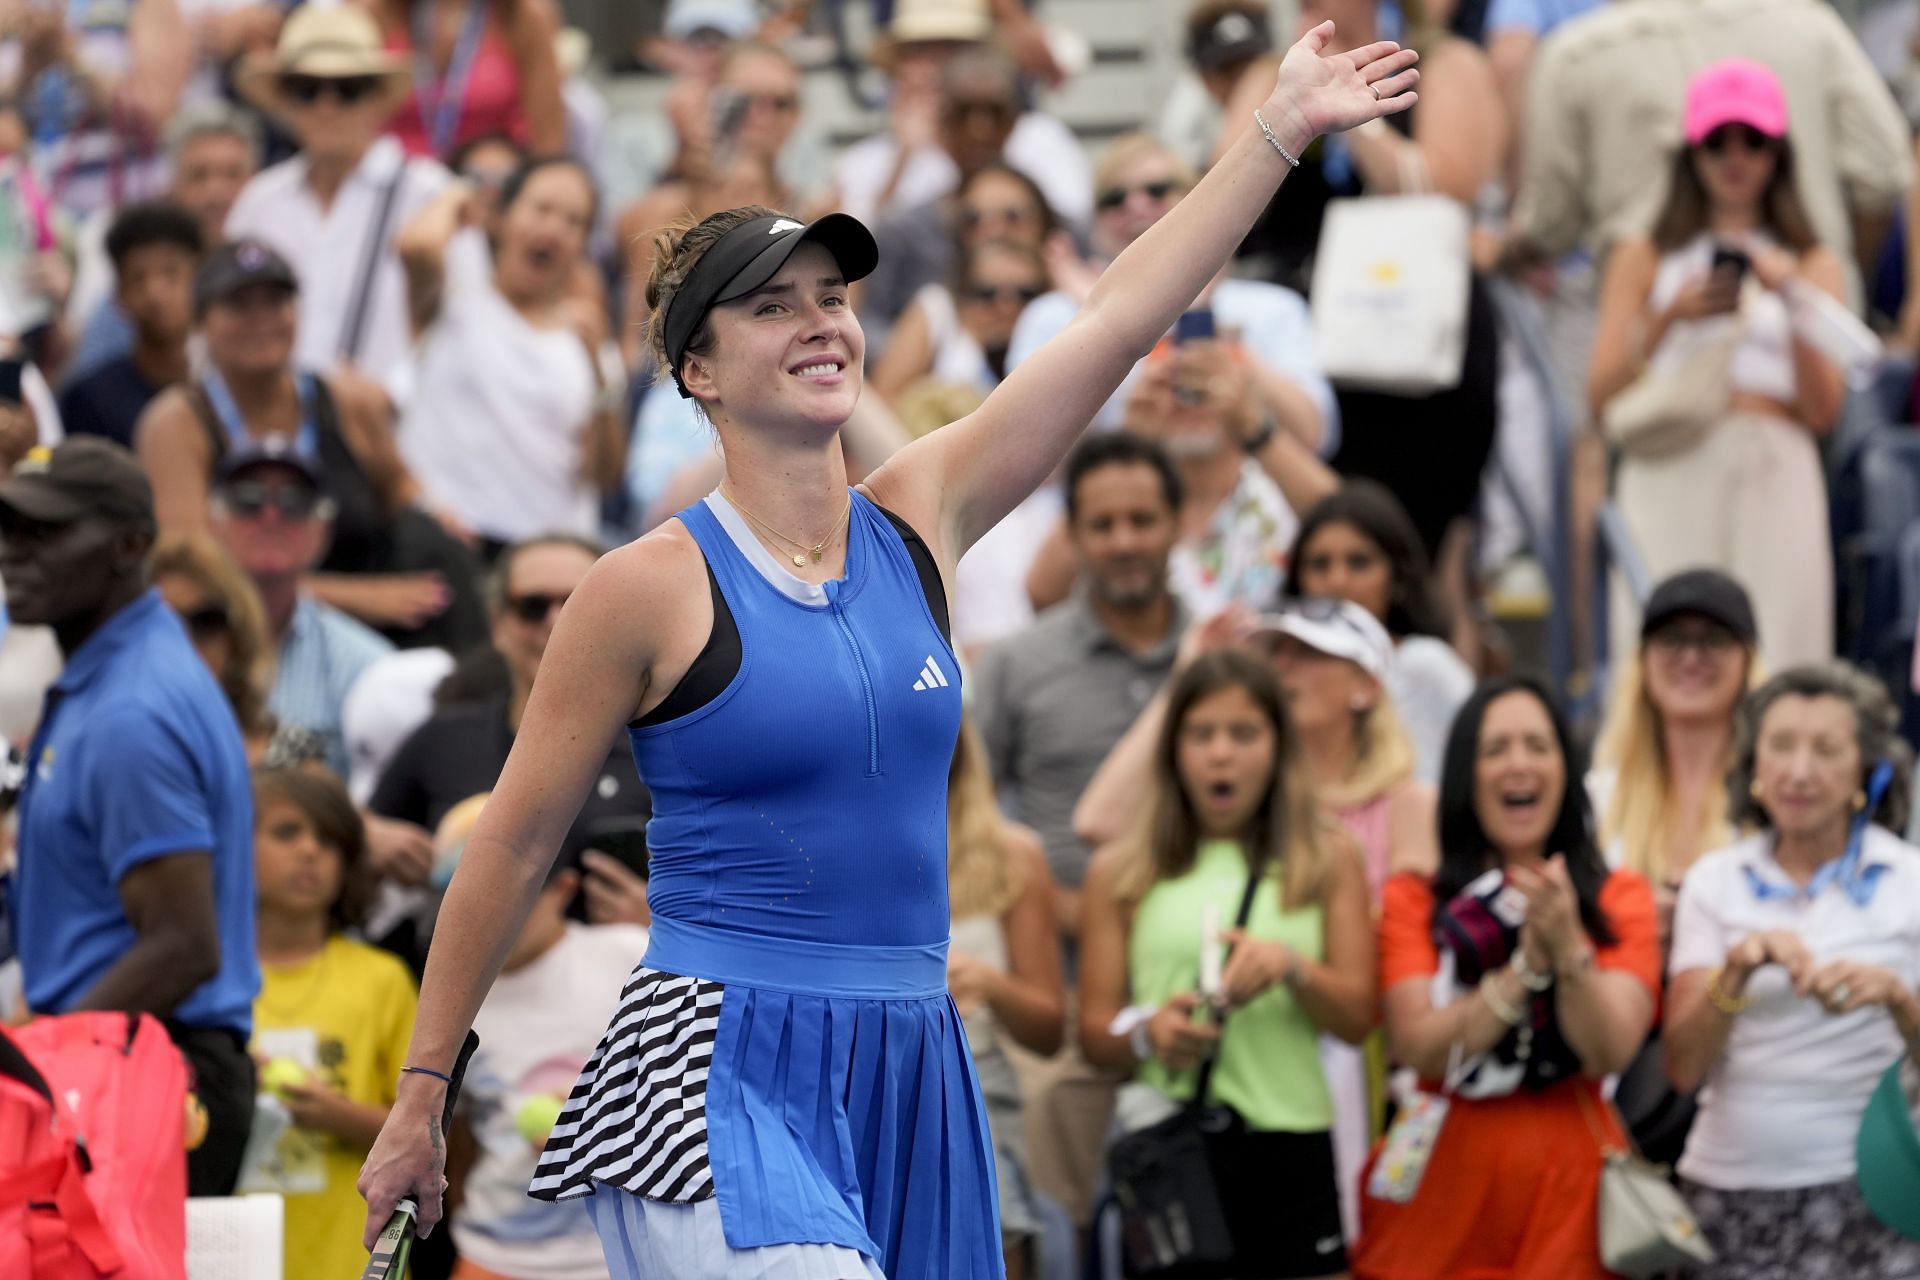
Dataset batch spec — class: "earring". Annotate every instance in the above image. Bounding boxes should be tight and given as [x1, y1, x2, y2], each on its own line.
[1853, 789, 1869, 812]
[1749, 778, 1764, 801]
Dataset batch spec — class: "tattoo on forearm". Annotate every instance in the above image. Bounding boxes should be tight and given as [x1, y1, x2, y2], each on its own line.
[428, 1116, 444, 1157]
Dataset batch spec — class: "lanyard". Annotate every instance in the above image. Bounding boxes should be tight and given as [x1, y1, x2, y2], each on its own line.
[202, 366, 320, 461]
[1743, 761, 1895, 908]
[413, 0, 490, 160]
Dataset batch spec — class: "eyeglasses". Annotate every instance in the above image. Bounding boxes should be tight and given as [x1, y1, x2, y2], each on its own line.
[279, 74, 384, 106]
[220, 481, 327, 521]
[1648, 622, 1740, 656]
[506, 591, 570, 624]
[1096, 180, 1180, 213]
[1700, 124, 1776, 155]
[963, 281, 1043, 306]
[174, 604, 230, 640]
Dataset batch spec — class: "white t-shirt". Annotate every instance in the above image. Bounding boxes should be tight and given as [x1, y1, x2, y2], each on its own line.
[1386, 635, 1475, 785]
[455, 922, 651, 1280]
[953, 485, 1062, 655]
[225, 137, 450, 381]
[1670, 826, 1920, 1190]
[395, 230, 600, 541]
[832, 111, 1092, 227]
[1006, 277, 1340, 452]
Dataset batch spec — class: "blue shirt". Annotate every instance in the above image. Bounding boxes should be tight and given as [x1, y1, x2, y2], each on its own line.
[11, 590, 258, 1034]
[269, 595, 394, 778]
[1484, 0, 1602, 36]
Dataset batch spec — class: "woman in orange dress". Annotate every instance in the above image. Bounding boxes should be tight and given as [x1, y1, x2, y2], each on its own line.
[1351, 674, 1660, 1280]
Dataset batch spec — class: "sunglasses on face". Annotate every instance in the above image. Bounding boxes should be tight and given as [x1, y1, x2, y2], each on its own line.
[174, 604, 231, 640]
[1700, 124, 1775, 155]
[506, 591, 569, 624]
[221, 481, 326, 521]
[279, 74, 383, 106]
[1096, 180, 1179, 213]
[963, 281, 1043, 306]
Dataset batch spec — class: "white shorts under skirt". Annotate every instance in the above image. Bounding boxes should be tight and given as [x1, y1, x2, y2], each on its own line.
[586, 1184, 889, 1280]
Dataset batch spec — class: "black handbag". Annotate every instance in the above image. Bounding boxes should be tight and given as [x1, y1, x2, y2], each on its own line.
[1107, 867, 1262, 1279]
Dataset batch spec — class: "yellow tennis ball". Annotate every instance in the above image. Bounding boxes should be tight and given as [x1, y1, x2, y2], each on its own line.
[514, 1094, 564, 1144]
[260, 1058, 309, 1097]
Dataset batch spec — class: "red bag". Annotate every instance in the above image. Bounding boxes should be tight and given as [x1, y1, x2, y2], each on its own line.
[0, 1012, 190, 1279]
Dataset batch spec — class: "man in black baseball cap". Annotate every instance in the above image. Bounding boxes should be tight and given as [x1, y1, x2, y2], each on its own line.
[0, 434, 261, 1197]
[662, 211, 878, 397]
[1640, 568, 1759, 649]
[0, 437, 158, 646]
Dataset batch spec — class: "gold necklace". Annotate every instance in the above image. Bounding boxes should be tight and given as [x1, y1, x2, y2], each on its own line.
[722, 486, 852, 567]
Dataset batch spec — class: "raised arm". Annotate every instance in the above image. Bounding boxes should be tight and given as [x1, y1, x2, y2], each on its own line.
[395, 182, 476, 338]
[872, 24, 1418, 555]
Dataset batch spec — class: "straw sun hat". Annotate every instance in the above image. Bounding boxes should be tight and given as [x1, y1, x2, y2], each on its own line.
[237, 6, 412, 118]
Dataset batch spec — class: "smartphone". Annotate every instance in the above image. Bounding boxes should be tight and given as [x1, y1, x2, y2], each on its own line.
[360, 1029, 479, 1280]
[1172, 309, 1215, 345]
[1709, 245, 1749, 284]
[0, 356, 25, 406]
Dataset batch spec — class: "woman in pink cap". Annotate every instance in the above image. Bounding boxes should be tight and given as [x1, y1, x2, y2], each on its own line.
[1588, 58, 1847, 676]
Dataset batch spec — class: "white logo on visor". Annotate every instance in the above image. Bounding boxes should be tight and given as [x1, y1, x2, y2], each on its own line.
[769, 219, 805, 235]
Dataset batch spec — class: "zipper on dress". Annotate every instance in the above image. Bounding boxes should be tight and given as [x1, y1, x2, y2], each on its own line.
[829, 596, 881, 776]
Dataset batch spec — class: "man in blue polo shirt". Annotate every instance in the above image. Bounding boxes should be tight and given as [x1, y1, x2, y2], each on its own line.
[0, 436, 259, 1195]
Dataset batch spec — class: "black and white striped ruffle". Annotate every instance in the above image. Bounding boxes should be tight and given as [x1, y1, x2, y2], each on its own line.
[528, 967, 723, 1203]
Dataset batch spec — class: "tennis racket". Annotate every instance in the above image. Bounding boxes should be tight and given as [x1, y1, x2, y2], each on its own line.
[359, 1030, 479, 1280]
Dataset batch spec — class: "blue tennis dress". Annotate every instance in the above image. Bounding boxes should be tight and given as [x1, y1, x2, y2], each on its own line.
[529, 490, 1001, 1279]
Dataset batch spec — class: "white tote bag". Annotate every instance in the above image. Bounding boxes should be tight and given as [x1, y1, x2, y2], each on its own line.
[1309, 145, 1471, 395]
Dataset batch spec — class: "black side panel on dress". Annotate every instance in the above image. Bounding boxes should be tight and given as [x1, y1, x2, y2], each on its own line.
[630, 503, 950, 729]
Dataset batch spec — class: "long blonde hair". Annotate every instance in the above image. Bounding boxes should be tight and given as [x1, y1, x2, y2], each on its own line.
[948, 717, 1025, 920]
[1109, 651, 1330, 909]
[1318, 693, 1416, 811]
[1592, 647, 1758, 882]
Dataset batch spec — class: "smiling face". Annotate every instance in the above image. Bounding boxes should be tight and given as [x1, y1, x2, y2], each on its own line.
[1176, 682, 1279, 837]
[1068, 460, 1177, 608]
[1473, 689, 1567, 860]
[685, 241, 865, 434]
[203, 283, 297, 376]
[210, 464, 330, 582]
[1642, 611, 1748, 727]
[1752, 693, 1861, 844]
[494, 162, 595, 303]
[957, 168, 1048, 252]
[956, 241, 1045, 351]
[1092, 148, 1188, 258]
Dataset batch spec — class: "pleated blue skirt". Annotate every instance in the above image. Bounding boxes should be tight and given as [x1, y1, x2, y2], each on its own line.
[531, 916, 1003, 1280]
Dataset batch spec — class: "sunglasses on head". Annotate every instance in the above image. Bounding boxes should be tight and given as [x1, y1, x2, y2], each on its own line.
[174, 604, 231, 640]
[1096, 180, 1179, 213]
[279, 74, 384, 106]
[221, 480, 326, 521]
[964, 281, 1043, 306]
[506, 591, 569, 624]
[1700, 124, 1775, 155]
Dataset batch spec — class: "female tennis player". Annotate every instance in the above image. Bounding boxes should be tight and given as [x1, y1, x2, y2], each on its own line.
[359, 23, 1415, 1279]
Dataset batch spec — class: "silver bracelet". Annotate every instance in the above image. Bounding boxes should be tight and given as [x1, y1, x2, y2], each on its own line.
[1253, 109, 1302, 168]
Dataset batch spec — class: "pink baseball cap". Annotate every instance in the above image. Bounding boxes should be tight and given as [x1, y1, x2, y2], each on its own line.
[1684, 58, 1789, 146]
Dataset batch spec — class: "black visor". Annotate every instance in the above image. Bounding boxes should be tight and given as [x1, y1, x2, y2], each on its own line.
[662, 212, 879, 398]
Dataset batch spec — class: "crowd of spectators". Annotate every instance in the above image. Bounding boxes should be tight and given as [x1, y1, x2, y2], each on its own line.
[3, 1, 1920, 1279]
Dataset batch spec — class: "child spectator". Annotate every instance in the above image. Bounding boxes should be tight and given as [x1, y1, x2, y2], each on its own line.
[243, 768, 418, 1280]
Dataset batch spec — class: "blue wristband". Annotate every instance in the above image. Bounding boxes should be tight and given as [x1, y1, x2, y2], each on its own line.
[400, 1065, 453, 1085]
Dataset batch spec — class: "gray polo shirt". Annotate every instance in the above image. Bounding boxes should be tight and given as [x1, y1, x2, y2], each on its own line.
[972, 593, 1187, 889]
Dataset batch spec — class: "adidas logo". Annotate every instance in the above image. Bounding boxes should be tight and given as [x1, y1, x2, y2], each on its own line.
[911, 654, 950, 692]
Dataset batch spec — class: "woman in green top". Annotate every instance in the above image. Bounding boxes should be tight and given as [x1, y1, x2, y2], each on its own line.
[1080, 648, 1376, 1279]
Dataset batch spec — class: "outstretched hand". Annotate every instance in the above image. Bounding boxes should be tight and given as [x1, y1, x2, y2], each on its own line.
[1266, 20, 1419, 147]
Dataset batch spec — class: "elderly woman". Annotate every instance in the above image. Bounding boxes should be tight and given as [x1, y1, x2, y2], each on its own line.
[1666, 663, 1920, 1279]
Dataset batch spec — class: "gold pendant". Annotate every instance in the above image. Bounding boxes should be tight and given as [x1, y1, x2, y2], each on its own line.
[791, 552, 807, 568]
[811, 548, 824, 564]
